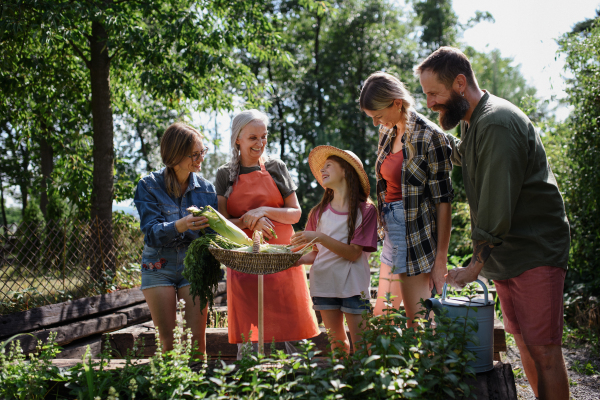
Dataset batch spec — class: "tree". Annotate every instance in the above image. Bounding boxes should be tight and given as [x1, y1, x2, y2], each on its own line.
[1, 0, 281, 223]
[1, 0, 284, 277]
[0, 31, 91, 219]
[256, 0, 421, 227]
[558, 20, 600, 294]
[413, 0, 459, 51]
[465, 47, 537, 108]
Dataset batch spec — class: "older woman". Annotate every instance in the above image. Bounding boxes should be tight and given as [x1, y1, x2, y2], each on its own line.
[359, 72, 454, 327]
[134, 122, 216, 355]
[215, 109, 319, 357]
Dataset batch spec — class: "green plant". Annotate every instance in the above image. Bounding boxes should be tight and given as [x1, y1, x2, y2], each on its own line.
[183, 234, 241, 311]
[449, 201, 472, 257]
[558, 20, 600, 296]
[0, 333, 63, 400]
[0, 298, 480, 399]
[512, 366, 525, 380]
[571, 360, 598, 376]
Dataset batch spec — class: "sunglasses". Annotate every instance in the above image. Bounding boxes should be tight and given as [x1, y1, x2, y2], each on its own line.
[187, 147, 209, 162]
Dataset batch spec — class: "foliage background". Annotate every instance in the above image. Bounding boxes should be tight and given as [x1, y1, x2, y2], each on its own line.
[1, 1, 599, 309]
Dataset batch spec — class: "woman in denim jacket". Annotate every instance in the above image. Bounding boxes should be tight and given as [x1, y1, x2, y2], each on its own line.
[134, 122, 217, 355]
[360, 72, 454, 328]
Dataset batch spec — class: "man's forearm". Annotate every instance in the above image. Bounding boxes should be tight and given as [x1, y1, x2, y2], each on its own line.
[467, 240, 494, 276]
[473, 240, 494, 264]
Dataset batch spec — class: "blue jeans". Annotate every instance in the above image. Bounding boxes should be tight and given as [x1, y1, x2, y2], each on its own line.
[140, 245, 191, 290]
[312, 295, 372, 314]
[380, 200, 408, 274]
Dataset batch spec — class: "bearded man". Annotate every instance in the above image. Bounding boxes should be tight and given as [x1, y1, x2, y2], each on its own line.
[416, 47, 570, 400]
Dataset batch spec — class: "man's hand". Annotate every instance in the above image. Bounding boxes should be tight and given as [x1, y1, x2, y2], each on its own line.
[446, 240, 494, 289]
[446, 266, 480, 289]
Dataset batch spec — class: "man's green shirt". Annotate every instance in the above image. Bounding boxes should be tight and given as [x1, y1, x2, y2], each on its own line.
[447, 92, 570, 280]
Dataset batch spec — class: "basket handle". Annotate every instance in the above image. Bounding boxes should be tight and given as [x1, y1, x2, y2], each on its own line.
[252, 231, 262, 253]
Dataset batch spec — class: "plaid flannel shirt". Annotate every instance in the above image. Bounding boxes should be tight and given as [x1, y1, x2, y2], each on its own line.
[376, 110, 454, 276]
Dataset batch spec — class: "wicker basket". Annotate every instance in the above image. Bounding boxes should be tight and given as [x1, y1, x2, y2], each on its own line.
[208, 247, 302, 275]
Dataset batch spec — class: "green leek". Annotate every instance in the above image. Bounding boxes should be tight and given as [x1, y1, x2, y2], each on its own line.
[187, 205, 253, 246]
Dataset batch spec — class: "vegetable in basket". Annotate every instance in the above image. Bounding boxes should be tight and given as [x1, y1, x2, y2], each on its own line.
[183, 234, 243, 311]
[233, 231, 316, 255]
[187, 205, 252, 246]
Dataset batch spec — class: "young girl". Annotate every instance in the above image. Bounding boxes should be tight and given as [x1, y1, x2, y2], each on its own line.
[291, 146, 378, 355]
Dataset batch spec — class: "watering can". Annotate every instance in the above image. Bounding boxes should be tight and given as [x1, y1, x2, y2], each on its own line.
[424, 279, 495, 373]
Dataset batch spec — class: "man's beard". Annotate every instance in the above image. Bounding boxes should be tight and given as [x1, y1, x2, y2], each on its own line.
[432, 91, 470, 130]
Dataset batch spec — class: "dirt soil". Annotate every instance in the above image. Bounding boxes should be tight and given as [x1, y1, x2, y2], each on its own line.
[503, 339, 600, 400]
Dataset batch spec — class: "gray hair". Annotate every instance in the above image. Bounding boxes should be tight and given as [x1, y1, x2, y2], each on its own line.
[359, 72, 417, 161]
[224, 109, 270, 198]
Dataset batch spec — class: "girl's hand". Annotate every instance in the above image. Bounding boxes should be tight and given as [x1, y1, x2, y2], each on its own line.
[176, 214, 209, 233]
[240, 208, 265, 230]
[430, 257, 448, 294]
[292, 256, 306, 267]
[290, 230, 320, 247]
[292, 250, 318, 267]
[254, 217, 275, 240]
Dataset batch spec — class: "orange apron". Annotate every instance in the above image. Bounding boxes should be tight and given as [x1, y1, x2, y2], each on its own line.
[226, 162, 320, 343]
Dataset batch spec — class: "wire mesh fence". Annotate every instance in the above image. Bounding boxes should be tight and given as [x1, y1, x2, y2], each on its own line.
[0, 217, 144, 314]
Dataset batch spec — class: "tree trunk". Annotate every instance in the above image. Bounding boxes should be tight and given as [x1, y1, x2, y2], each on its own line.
[135, 123, 152, 172]
[314, 14, 323, 127]
[266, 61, 287, 161]
[19, 143, 29, 217]
[89, 20, 115, 281]
[39, 124, 54, 218]
[0, 174, 7, 230]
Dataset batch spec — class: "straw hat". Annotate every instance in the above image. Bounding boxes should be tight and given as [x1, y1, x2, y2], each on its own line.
[308, 145, 371, 195]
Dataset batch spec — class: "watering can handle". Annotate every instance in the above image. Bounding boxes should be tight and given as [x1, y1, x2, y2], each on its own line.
[442, 279, 490, 305]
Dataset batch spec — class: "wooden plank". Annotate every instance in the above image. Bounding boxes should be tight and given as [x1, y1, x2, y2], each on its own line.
[212, 294, 227, 305]
[0, 288, 145, 338]
[9, 313, 127, 354]
[115, 303, 152, 325]
[51, 358, 151, 370]
[466, 361, 517, 400]
[55, 335, 104, 359]
[105, 322, 339, 358]
[214, 281, 226, 295]
[494, 318, 507, 352]
[103, 313, 506, 358]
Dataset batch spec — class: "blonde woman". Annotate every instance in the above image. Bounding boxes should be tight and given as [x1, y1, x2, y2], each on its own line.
[215, 109, 319, 358]
[134, 122, 216, 355]
[359, 72, 454, 327]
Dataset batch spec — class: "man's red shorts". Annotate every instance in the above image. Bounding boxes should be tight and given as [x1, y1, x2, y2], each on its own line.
[493, 266, 566, 346]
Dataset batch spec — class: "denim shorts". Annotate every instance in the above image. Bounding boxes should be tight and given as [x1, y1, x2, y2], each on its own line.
[140, 245, 191, 290]
[312, 295, 372, 314]
[380, 200, 408, 275]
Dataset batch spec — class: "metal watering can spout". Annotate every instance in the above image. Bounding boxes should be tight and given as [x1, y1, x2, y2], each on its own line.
[423, 297, 443, 320]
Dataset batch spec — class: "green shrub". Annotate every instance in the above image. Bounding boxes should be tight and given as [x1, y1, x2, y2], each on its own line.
[0, 299, 478, 399]
[558, 20, 600, 296]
